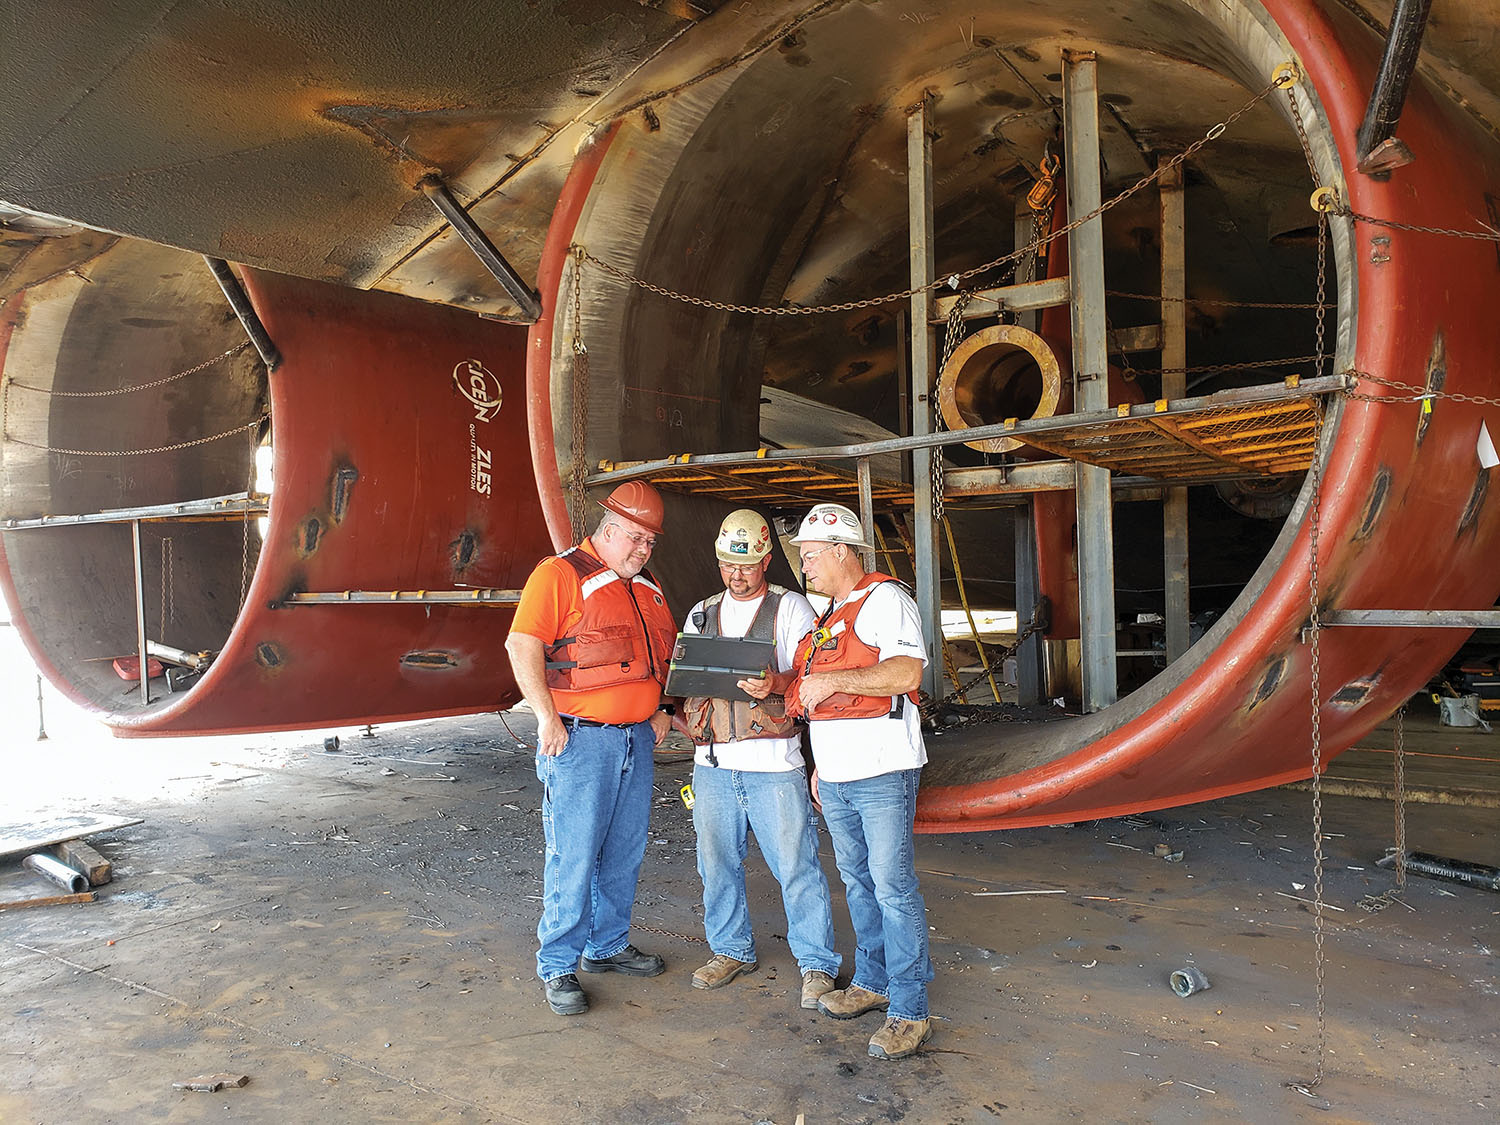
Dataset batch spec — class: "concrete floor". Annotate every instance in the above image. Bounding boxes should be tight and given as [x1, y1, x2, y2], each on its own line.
[1, 701, 1497, 1123]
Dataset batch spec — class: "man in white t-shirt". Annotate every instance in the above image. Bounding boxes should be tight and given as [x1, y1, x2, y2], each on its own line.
[679, 509, 840, 1011]
[786, 502, 934, 1060]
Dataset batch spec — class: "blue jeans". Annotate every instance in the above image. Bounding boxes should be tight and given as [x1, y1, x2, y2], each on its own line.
[692, 764, 840, 977]
[818, 768, 933, 1021]
[535, 718, 654, 980]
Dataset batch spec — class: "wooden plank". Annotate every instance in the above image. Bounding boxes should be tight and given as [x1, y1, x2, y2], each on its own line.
[54, 839, 112, 886]
[0, 889, 97, 911]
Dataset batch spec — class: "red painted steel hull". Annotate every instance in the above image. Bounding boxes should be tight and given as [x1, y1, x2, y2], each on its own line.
[915, 0, 1500, 829]
[108, 274, 546, 735]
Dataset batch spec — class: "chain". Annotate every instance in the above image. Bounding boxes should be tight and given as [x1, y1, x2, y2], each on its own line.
[1106, 290, 1330, 310]
[1288, 195, 1331, 1100]
[1360, 705, 1411, 913]
[159, 537, 174, 642]
[4, 341, 250, 397]
[6, 411, 269, 457]
[632, 922, 707, 945]
[241, 429, 256, 610]
[1340, 369, 1500, 407]
[933, 597, 1050, 707]
[576, 78, 1282, 318]
[568, 247, 591, 540]
[1335, 207, 1500, 242]
[1130, 354, 1323, 378]
[930, 291, 975, 523]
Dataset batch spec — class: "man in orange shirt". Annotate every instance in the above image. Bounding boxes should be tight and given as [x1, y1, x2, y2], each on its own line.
[505, 481, 678, 1015]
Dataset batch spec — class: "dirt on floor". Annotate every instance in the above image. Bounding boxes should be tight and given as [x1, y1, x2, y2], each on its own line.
[0, 705, 1496, 1124]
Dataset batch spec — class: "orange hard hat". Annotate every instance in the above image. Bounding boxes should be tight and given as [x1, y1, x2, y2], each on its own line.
[599, 480, 666, 535]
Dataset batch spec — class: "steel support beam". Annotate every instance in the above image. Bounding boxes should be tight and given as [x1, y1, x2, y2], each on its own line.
[421, 177, 543, 322]
[856, 457, 876, 573]
[1063, 50, 1117, 712]
[1014, 501, 1044, 705]
[205, 258, 281, 371]
[1321, 609, 1500, 628]
[1354, 0, 1433, 175]
[908, 96, 941, 696]
[1160, 160, 1191, 663]
[275, 589, 523, 607]
[2, 492, 265, 530]
[131, 519, 149, 705]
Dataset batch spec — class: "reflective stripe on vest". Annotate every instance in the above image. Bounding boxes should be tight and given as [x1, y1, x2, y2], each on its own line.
[543, 547, 676, 693]
[683, 585, 799, 745]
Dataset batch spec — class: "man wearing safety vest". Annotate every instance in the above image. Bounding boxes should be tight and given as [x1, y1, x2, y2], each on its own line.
[505, 481, 678, 1016]
[786, 502, 935, 1060]
[679, 508, 841, 1010]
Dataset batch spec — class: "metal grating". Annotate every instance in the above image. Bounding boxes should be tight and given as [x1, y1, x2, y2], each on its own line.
[1005, 393, 1323, 481]
[626, 459, 912, 508]
[590, 376, 1343, 506]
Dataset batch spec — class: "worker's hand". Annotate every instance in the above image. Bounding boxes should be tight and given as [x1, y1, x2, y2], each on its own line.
[536, 713, 568, 757]
[738, 670, 773, 700]
[649, 709, 672, 746]
[798, 672, 835, 712]
[809, 766, 821, 812]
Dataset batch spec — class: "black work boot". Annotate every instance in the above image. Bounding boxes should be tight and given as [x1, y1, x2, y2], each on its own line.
[579, 944, 666, 977]
[544, 973, 588, 1015]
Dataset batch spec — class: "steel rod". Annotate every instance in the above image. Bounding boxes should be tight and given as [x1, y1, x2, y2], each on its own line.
[1355, 0, 1434, 165]
[204, 258, 282, 371]
[1322, 609, 1500, 628]
[3, 492, 265, 530]
[276, 589, 523, 607]
[856, 457, 875, 573]
[421, 177, 543, 322]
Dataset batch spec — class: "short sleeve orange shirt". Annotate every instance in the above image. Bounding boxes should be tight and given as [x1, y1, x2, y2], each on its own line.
[509, 539, 665, 724]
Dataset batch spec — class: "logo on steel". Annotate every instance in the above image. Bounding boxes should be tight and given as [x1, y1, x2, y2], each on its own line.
[453, 359, 502, 423]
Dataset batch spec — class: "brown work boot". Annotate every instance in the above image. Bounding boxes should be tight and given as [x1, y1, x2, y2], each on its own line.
[816, 984, 889, 1020]
[867, 1016, 933, 1059]
[691, 954, 758, 990]
[800, 970, 836, 1010]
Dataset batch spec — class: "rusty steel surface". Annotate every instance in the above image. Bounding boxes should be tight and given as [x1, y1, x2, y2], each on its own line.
[915, 0, 1500, 830]
[105, 271, 547, 735]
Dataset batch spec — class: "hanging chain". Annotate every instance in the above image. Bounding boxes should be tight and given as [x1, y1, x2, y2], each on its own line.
[7, 411, 269, 458]
[930, 291, 975, 524]
[568, 247, 591, 540]
[932, 599, 1050, 710]
[1359, 705, 1411, 913]
[3, 341, 250, 398]
[159, 537, 174, 642]
[1288, 136, 1332, 1095]
[240, 428, 256, 610]
[575, 78, 1284, 318]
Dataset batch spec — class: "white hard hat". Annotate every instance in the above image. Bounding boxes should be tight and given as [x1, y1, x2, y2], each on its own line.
[714, 508, 772, 563]
[789, 503, 871, 548]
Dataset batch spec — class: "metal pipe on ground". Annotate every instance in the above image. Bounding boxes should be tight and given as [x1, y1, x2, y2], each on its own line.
[22, 854, 88, 894]
[1377, 850, 1500, 892]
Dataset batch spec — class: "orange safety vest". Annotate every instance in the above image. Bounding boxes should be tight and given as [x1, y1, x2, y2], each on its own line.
[683, 586, 800, 745]
[789, 572, 920, 721]
[543, 548, 677, 698]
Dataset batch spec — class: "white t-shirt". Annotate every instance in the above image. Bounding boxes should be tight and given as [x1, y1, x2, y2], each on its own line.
[682, 586, 817, 772]
[806, 580, 929, 783]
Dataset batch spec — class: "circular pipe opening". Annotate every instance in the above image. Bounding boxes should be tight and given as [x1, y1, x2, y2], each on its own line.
[937, 325, 1063, 453]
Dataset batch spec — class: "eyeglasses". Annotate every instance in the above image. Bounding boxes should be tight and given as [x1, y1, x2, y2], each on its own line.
[614, 528, 657, 550]
[719, 562, 761, 575]
[800, 545, 838, 564]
